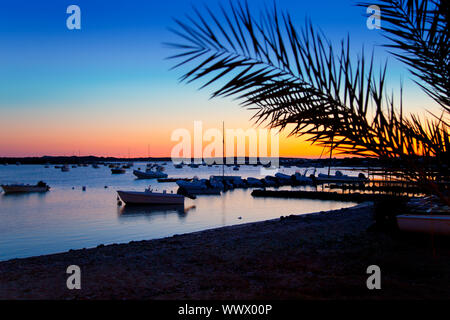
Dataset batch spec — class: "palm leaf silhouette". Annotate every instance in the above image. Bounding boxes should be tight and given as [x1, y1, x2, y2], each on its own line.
[167, 0, 449, 202]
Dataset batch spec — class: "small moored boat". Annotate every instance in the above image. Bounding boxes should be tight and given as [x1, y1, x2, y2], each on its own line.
[117, 189, 184, 205]
[133, 169, 168, 179]
[1, 181, 50, 194]
[246, 177, 264, 188]
[316, 170, 367, 183]
[111, 167, 126, 174]
[176, 178, 221, 195]
[397, 196, 450, 235]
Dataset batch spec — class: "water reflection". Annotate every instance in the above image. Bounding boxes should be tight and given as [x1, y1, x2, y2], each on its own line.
[118, 204, 196, 220]
[0, 163, 360, 261]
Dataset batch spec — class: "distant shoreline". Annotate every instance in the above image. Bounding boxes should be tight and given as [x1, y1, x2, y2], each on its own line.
[1, 202, 449, 299]
[0, 155, 380, 167]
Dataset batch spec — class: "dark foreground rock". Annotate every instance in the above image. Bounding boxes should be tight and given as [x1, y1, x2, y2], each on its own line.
[1, 203, 449, 299]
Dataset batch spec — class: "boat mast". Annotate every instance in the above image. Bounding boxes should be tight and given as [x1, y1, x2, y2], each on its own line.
[222, 121, 225, 179]
[328, 136, 334, 177]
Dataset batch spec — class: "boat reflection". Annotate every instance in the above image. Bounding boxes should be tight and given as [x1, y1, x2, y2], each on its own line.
[118, 204, 195, 220]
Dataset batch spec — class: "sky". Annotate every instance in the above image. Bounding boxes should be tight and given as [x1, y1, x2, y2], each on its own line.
[0, 0, 440, 158]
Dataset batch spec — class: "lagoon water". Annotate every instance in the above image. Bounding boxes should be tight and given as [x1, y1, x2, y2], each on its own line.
[0, 163, 358, 261]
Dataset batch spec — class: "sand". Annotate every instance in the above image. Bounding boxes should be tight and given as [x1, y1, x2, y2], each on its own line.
[1, 202, 449, 300]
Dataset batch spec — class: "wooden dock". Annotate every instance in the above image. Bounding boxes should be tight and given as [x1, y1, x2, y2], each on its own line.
[251, 189, 409, 203]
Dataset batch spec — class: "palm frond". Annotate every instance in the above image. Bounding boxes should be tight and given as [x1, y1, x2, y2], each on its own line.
[358, 0, 450, 111]
[167, 0, 449, 199]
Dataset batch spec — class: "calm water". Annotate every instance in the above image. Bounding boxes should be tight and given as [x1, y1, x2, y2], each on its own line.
[0, 163, 358, 261]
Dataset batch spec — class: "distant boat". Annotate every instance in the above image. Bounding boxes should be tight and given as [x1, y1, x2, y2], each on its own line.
[246, 177, 264, 187]
[133, 169, 167, 179]
[92, 164, 100, 168]
[189, 163, 200, 168]
[316, 170, 366, 183]
[174, 163, 183, 169]
[117, 189, 184, 205]
[176, 178, 221, 195]
[111, 167, 126, 174]
[275, 172, 292, 185]
[61, 165, 70, 172]
[210, 175, 245, 189]
[1, 181, 50, 194]
[263, 176, 279, 187]
[293, 171, 314, 184]
[233, 165, 240, 171]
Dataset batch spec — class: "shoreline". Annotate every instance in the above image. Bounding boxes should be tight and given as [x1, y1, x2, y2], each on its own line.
[1, 202, 449, 299]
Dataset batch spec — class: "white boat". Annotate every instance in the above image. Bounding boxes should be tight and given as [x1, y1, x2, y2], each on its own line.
[246, 177, 264, 187]
[397, 215, 450, 236]
[263, 176, 279, 187]
[275, 172, 292, 184]
[1, 181, 50, 194]
[176, 178, 221, 195]
[117, 189, 184, 205]
[316, 170, 367, 183]
[294, 171, 314, 184]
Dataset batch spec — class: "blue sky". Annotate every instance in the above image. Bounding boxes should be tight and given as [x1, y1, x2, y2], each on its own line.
[0, 0, 439, 157]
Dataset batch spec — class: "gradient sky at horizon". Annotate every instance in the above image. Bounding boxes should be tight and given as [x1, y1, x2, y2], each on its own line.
[0, 0, 440, 158]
